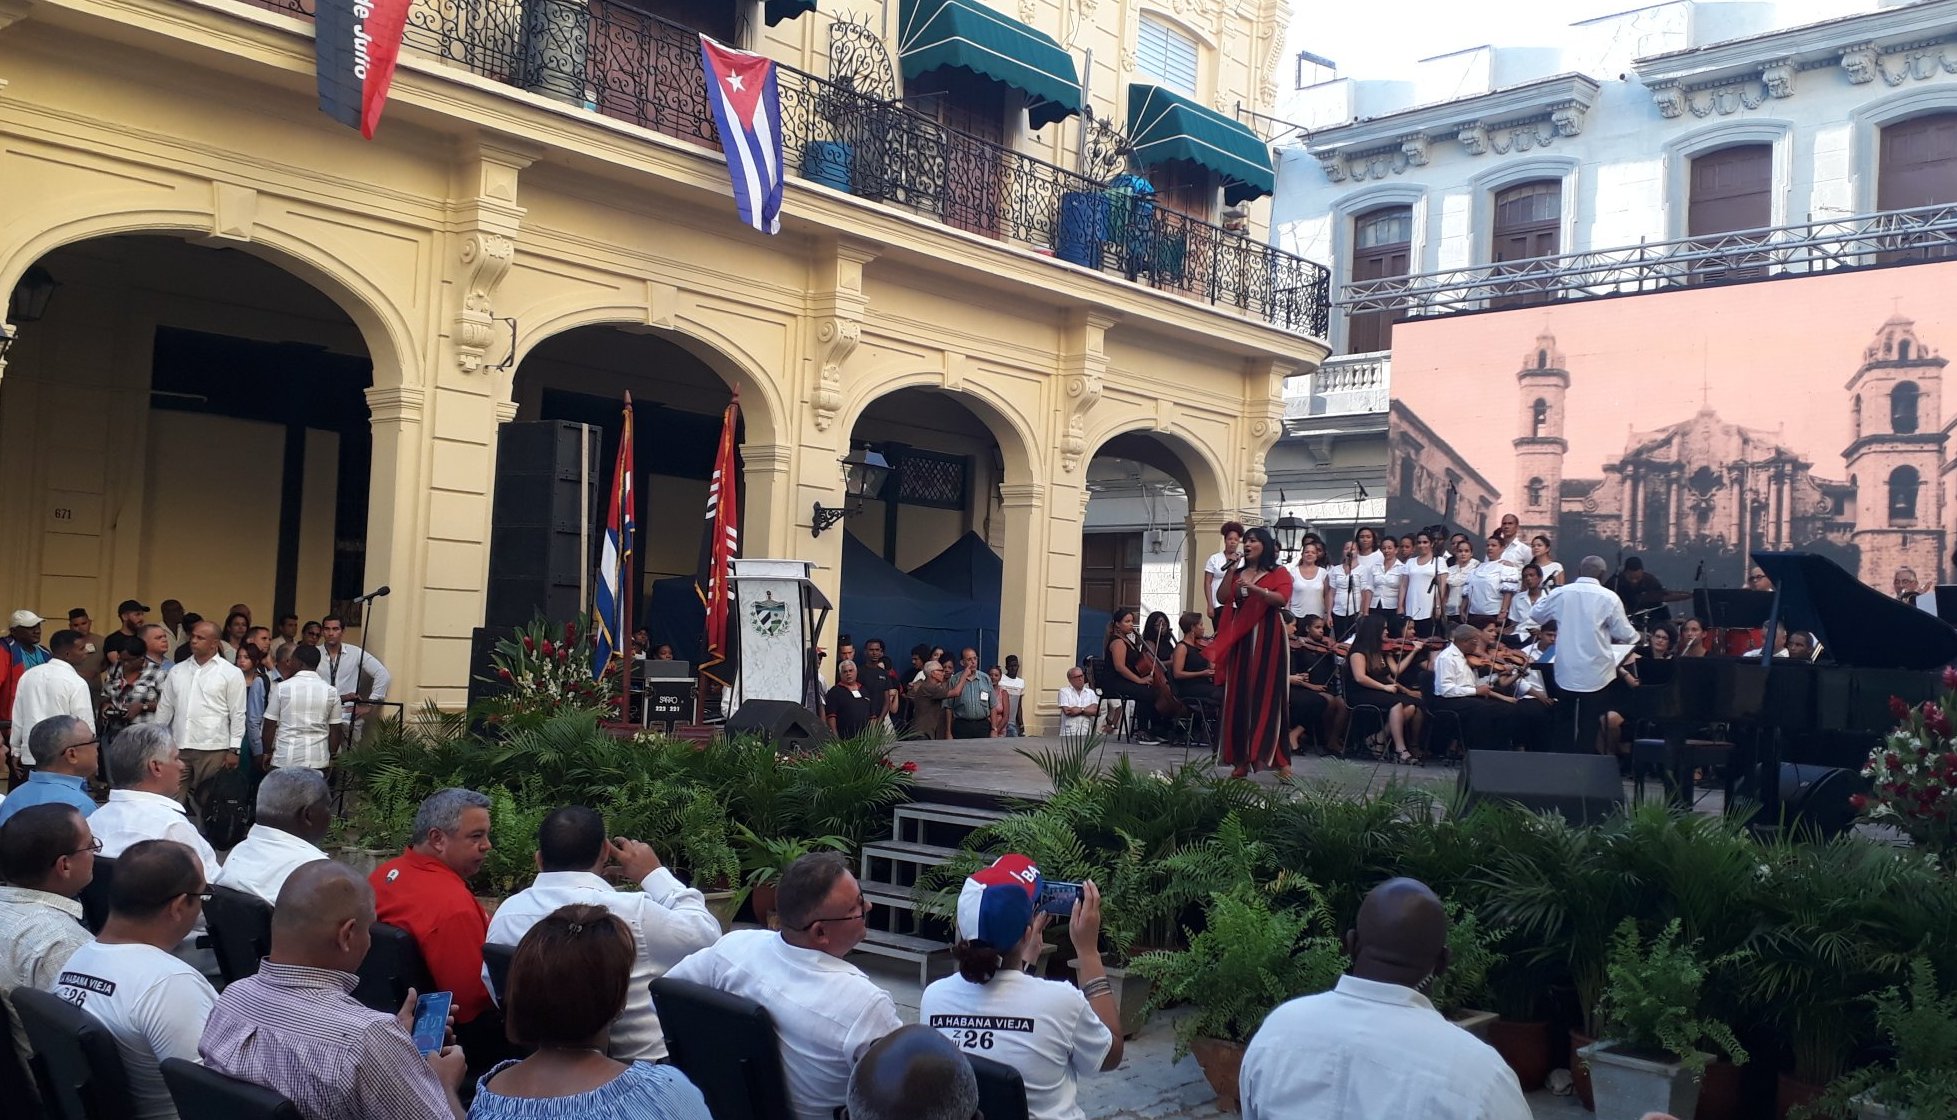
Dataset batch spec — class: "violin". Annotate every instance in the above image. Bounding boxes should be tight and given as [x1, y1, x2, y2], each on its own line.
[1383, 637, 1446, 653]
[1298, 636, 1352, 657]
[1126, 634, 1187, 720]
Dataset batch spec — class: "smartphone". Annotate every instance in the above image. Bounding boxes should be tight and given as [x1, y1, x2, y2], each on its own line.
[410, 991, 453, 1055]
[1037, 880, 1082, 917]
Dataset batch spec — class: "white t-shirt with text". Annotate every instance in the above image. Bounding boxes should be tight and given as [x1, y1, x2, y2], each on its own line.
[921, 969, 1114, 1120]
[54, 941, 219, 1120]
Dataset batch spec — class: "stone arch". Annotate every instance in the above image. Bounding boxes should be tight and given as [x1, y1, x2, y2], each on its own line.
[834, 366, 1043, 486]
[505, 299, 787, 446]
[1850, 86, 1957, 213]
[0, 197, 416, 387]
[1660, 119, 1794, 239]
[1079, 419, 1233, 521]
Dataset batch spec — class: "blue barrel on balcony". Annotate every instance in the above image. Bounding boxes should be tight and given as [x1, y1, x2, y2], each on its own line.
[803, 142, 854, 194]
[1057, 191, 1106, 269]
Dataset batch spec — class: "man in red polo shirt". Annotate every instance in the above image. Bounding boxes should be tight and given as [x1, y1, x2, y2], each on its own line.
[370, 787, 495, 1031]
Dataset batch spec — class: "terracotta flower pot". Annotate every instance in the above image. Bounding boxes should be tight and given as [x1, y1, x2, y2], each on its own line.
[1695, 1058, 1743, 1120]
[1571, 1030, 1596, 1111]
[751, 883, 779, 928]
[1777, 1072, 1826, 1120]
[1190, 1036, 1247, 1113]
[1487, 1018, 1554, 1092]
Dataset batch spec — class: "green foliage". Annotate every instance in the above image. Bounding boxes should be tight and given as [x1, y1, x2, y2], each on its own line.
[479, 785, 554, 898]
[736, 825, 851, 888]
[782, 735, 915, 852]
[1428, 901, 1505, 1018]
[1804, 958, 1957, 1120]
[1595, 918, 1748, 1075]
[1130, 884, 1346, 1058]
[478, 616, 615, 722]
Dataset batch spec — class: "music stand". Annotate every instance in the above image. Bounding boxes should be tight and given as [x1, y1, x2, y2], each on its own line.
[1693, 589, 1774, 630]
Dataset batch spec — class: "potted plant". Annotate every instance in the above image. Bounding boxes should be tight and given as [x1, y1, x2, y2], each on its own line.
[1430, 902, 1504, 1040]
[1802, 958, 1957, 1120]
[1855, 676, 1957, 859]
[735, 826, 849, 927]
[1130, 883, 1346, 1112]
[1580, 918, 1748, 1120]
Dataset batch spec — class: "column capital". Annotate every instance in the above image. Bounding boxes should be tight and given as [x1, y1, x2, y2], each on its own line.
[743, 442, 794, 473]
[999, 481, 1046, 510]
[365, 385, 426, 423]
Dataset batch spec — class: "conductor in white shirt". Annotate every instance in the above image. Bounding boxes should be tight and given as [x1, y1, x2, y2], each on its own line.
[1528, 556, 1637, 754]
[486, 805, 722, 1062]
[9, 629, 97, 766]
[212, 767, 333, 905]
[1240, 877, 1529, 1120]
[153, 620, 246, 820]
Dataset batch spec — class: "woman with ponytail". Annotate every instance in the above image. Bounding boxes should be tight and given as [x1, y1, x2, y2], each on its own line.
[918, 856, 1123, 1120]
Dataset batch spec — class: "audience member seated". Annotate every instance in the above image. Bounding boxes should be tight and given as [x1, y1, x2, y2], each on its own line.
[667, 852, 902, 1120]
[470, 904, 712, 1120]
[201, 860, 467, 1120]
[212, 767, 334, 904]
[371, 789, 497, 1039]
[88, 723, 221, 882]
[53, 838, 219, 1120]
[0, 714, 100, 825]
[920, 856, 1119, 1120]
[1056, 668, 1098, 739]
[0, 803, 97, 1098]
[1239, 877, 1528, 1120]
[485, 806, 721, 1061]
[844, 1025, 980, 1120]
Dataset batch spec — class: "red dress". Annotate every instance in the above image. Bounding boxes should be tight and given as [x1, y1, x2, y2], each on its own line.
[1208, 564, 1294, 772]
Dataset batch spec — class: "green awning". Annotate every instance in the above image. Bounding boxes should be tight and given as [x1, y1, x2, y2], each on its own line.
[765, 0, 815, 26]
[898, 0, 1083, 130]
[1125, 83, 1274, 205]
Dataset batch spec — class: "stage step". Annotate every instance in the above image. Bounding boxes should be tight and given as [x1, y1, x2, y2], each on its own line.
[861, 840, 961, 891]
[852, 928, 954, 988]
[892, 802, 1005, 848]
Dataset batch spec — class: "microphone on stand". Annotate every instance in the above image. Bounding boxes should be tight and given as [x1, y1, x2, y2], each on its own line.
[355, 586, 391, 603]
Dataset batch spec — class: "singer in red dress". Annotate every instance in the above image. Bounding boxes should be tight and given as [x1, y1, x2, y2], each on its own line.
[1208, 525, 1295, 778]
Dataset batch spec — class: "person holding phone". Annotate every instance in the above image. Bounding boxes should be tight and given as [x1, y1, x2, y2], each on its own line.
[919, 855, 1122, 1120]
[470, 904, 711, 1119]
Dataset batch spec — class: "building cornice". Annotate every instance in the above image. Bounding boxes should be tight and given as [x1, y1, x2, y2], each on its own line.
[1634, 0, 1957, 118]
[1304, 74, 1600, 183]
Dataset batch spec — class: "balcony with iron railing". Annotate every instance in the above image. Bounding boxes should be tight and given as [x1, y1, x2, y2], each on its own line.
[1283, 350, 1389, 420]
[220, 0, 1330, 337]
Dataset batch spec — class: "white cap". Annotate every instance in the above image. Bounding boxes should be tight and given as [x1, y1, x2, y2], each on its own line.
[8, 610, 43, 629]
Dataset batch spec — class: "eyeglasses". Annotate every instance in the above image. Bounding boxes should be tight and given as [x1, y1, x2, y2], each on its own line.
[791, 896, 871, 930]
[183, 890, 214, 904]
[62, 837, 104, 860]
[65, 738, 100, 751]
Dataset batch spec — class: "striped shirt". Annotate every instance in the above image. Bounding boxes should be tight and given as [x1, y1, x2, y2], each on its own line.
[265, 670, 344, 770]
[200, 961, 454, 1120]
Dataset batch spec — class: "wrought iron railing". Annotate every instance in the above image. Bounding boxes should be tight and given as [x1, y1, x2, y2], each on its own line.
[1339, 203, 1957, 318]
[225, 0, 1329, 336]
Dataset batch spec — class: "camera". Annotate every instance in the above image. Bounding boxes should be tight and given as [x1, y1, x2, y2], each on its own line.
[1036, 879, 1083, 916]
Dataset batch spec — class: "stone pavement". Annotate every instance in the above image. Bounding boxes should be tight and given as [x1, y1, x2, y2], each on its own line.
[856, 955, 1592, 1120]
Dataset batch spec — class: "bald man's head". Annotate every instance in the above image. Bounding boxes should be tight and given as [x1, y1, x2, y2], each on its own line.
[1346, 877, 1450, 991]
[846, 1025, 978, 1120]
[271, 860, 375, 971]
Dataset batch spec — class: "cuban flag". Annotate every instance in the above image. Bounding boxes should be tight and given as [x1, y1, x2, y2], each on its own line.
[315, 0, 412, 139]
[593, 394, 635, 680]
[699, 36, 785, 235]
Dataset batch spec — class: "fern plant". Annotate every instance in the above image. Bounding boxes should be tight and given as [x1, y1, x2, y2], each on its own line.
[1428, 901, 1505, 1018]
[1594, 917, 1749, 1075]
[1130, 883, 1346, 1060]
[1801, 957, 1957, 1120]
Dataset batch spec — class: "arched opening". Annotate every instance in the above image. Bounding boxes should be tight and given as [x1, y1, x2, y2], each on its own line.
[1527, 477, 1545, 508]
[1853, 394, 1863, 439]
[509, 325, 745, 663]
[1892, 381, 1921, 434]
[1083, 433, 1200, 623]
[841, 387, 1019, 672]
[0, 234, 377, 636]
[1348, 205, 1412, 353]
[1538, 349, 1549, 369]
[1531, 398, 1549, 437]
[1889, 465, 1921, 524]
[1901, 339, 1914, 361]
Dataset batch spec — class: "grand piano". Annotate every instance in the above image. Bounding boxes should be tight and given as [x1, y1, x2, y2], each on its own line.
[1624, 551, 1957, 828]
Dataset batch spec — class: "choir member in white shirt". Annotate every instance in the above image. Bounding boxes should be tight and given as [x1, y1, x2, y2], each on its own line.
[1397, 533, 1445, 640]
[1511, 564, 1552, 646]
[1370, 537, 1405, 634]
[1327, 541, 1367, 639]
[1461, 537, 1518, 630]
[1240, 878, 1529, 1120]
[1530, 534, 1565, 588]
[1202, 522, 1245, 625]
[1284, 538, 1331, 622]
[1442, 538, 1477, 625]
[1496, 514, 1532, 570]
[1351, 528, 1384, 615]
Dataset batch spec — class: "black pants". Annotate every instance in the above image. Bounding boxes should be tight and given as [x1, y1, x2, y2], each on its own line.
[1509, 697, 1555, 752]
[1101, 676, 1157, 734]
[1408, 616, 1442, 639]
[1331, 614, 1359, 641]
[951, 717, 991, 739]
[1371, 607, 1404, 635]
[1429, 696, 1514, 752]
[1548, 684, 1618, 754]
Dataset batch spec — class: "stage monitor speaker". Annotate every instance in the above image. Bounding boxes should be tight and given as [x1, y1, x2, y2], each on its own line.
[465, 627, 506, 712]
[1459, 750, 1626, 826]
[485, 420, 602, 633]
[726, 699, 831, 750]
[1778, 763, 1869, 840]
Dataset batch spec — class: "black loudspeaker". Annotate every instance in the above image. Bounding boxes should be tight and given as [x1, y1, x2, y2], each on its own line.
[1778, 763, 1870, 840]
[1459, 750, 1626, 826]
[486, 421, 602, 633]
[465, 627, 506, 711]
[725, 700, 832, 750]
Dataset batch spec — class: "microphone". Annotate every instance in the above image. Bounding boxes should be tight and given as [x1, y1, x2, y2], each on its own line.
[1693, 561, 1704, 584]
[1355, 481, 1370, 499]
[356, 586, 391, 602]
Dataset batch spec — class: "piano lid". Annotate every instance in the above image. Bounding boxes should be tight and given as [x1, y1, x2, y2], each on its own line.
[1753, 551, 1957, 670]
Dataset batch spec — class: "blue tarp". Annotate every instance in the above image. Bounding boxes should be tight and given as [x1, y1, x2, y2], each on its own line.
[842, 532, 999, 666]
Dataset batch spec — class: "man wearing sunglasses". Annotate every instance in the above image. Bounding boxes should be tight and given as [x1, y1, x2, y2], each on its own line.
[0, 715, 99, 827]
[0, 803, 98, 1089]
[54, 838, 218, 1120]
[668, 851, 902, 1120]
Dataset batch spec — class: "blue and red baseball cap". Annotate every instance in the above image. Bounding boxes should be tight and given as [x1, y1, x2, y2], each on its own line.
[957, 853, 1041, 949]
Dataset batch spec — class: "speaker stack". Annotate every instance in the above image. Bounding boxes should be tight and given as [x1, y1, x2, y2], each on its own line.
[484, 420, 603, 634]
[725, 699, 832, 751]
[1458, 750, 1627, 826]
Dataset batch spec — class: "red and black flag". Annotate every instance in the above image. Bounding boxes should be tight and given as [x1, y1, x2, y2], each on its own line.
[696, 393, 743, 690]
[315, 0, 412, 139]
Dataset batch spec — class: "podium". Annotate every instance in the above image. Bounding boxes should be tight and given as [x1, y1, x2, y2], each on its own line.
[730, 558, 832, 715]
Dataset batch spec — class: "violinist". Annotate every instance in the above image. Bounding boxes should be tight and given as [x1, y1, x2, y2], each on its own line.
[1399, 532, 1445, 639]
[1101, 608, 1166, 746]
[1344, 614, 1420, 765]
[1170, 611, 1219, 704]
[1429, 624, 1521, 753]
[1284, 612, 1350, 757]
[1209, 525, 1295, 779]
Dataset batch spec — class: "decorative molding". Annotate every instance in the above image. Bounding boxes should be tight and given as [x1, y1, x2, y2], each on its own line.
[1634, 0, 1957, 89]
[0, 0, 33, 35]
[364, 385, 428, 424]
[1841, 44, 1881, 85]
[998, 481, 1046, 510]
[1058, 308, 1119, 472]
[1400, 133, 1430, 167]
[1872, 45, 1957, 87]
[1761, 58, 1797, 99]
[209, 182, 257, 242]
[453, 231, 514, 375]
[809, 235, 877, 432]
[1652, 81, 1686, 118]
[1308, 73, 1599, 182]
[492, 399, 519, 423]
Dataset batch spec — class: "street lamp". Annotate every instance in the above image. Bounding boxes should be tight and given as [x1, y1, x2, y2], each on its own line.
[1273, 512, 1307, 563]
[8, 265, 57, 324]
[811, 447, 892, 537]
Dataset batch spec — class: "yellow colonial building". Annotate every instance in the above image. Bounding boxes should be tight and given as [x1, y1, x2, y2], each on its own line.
[0, 0, 1327, 713]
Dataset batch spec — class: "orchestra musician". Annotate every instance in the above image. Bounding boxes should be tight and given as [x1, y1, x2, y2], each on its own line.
[1209, 525, 1295, 779]
[1283, 612, 1350, 758]
[1607, 556, 1691, 626]
[1343, 614, 1422, 765]
[1528, 555, 1637, 754]
[1100, 608, 1166, 745]
[1428, 624, 1522, 753]
[1677, 617, 1709, 658]
[1170, 611, 1218, 704]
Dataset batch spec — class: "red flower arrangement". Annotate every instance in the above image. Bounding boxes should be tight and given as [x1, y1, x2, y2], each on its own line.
[1858, 666, 1957, 854]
